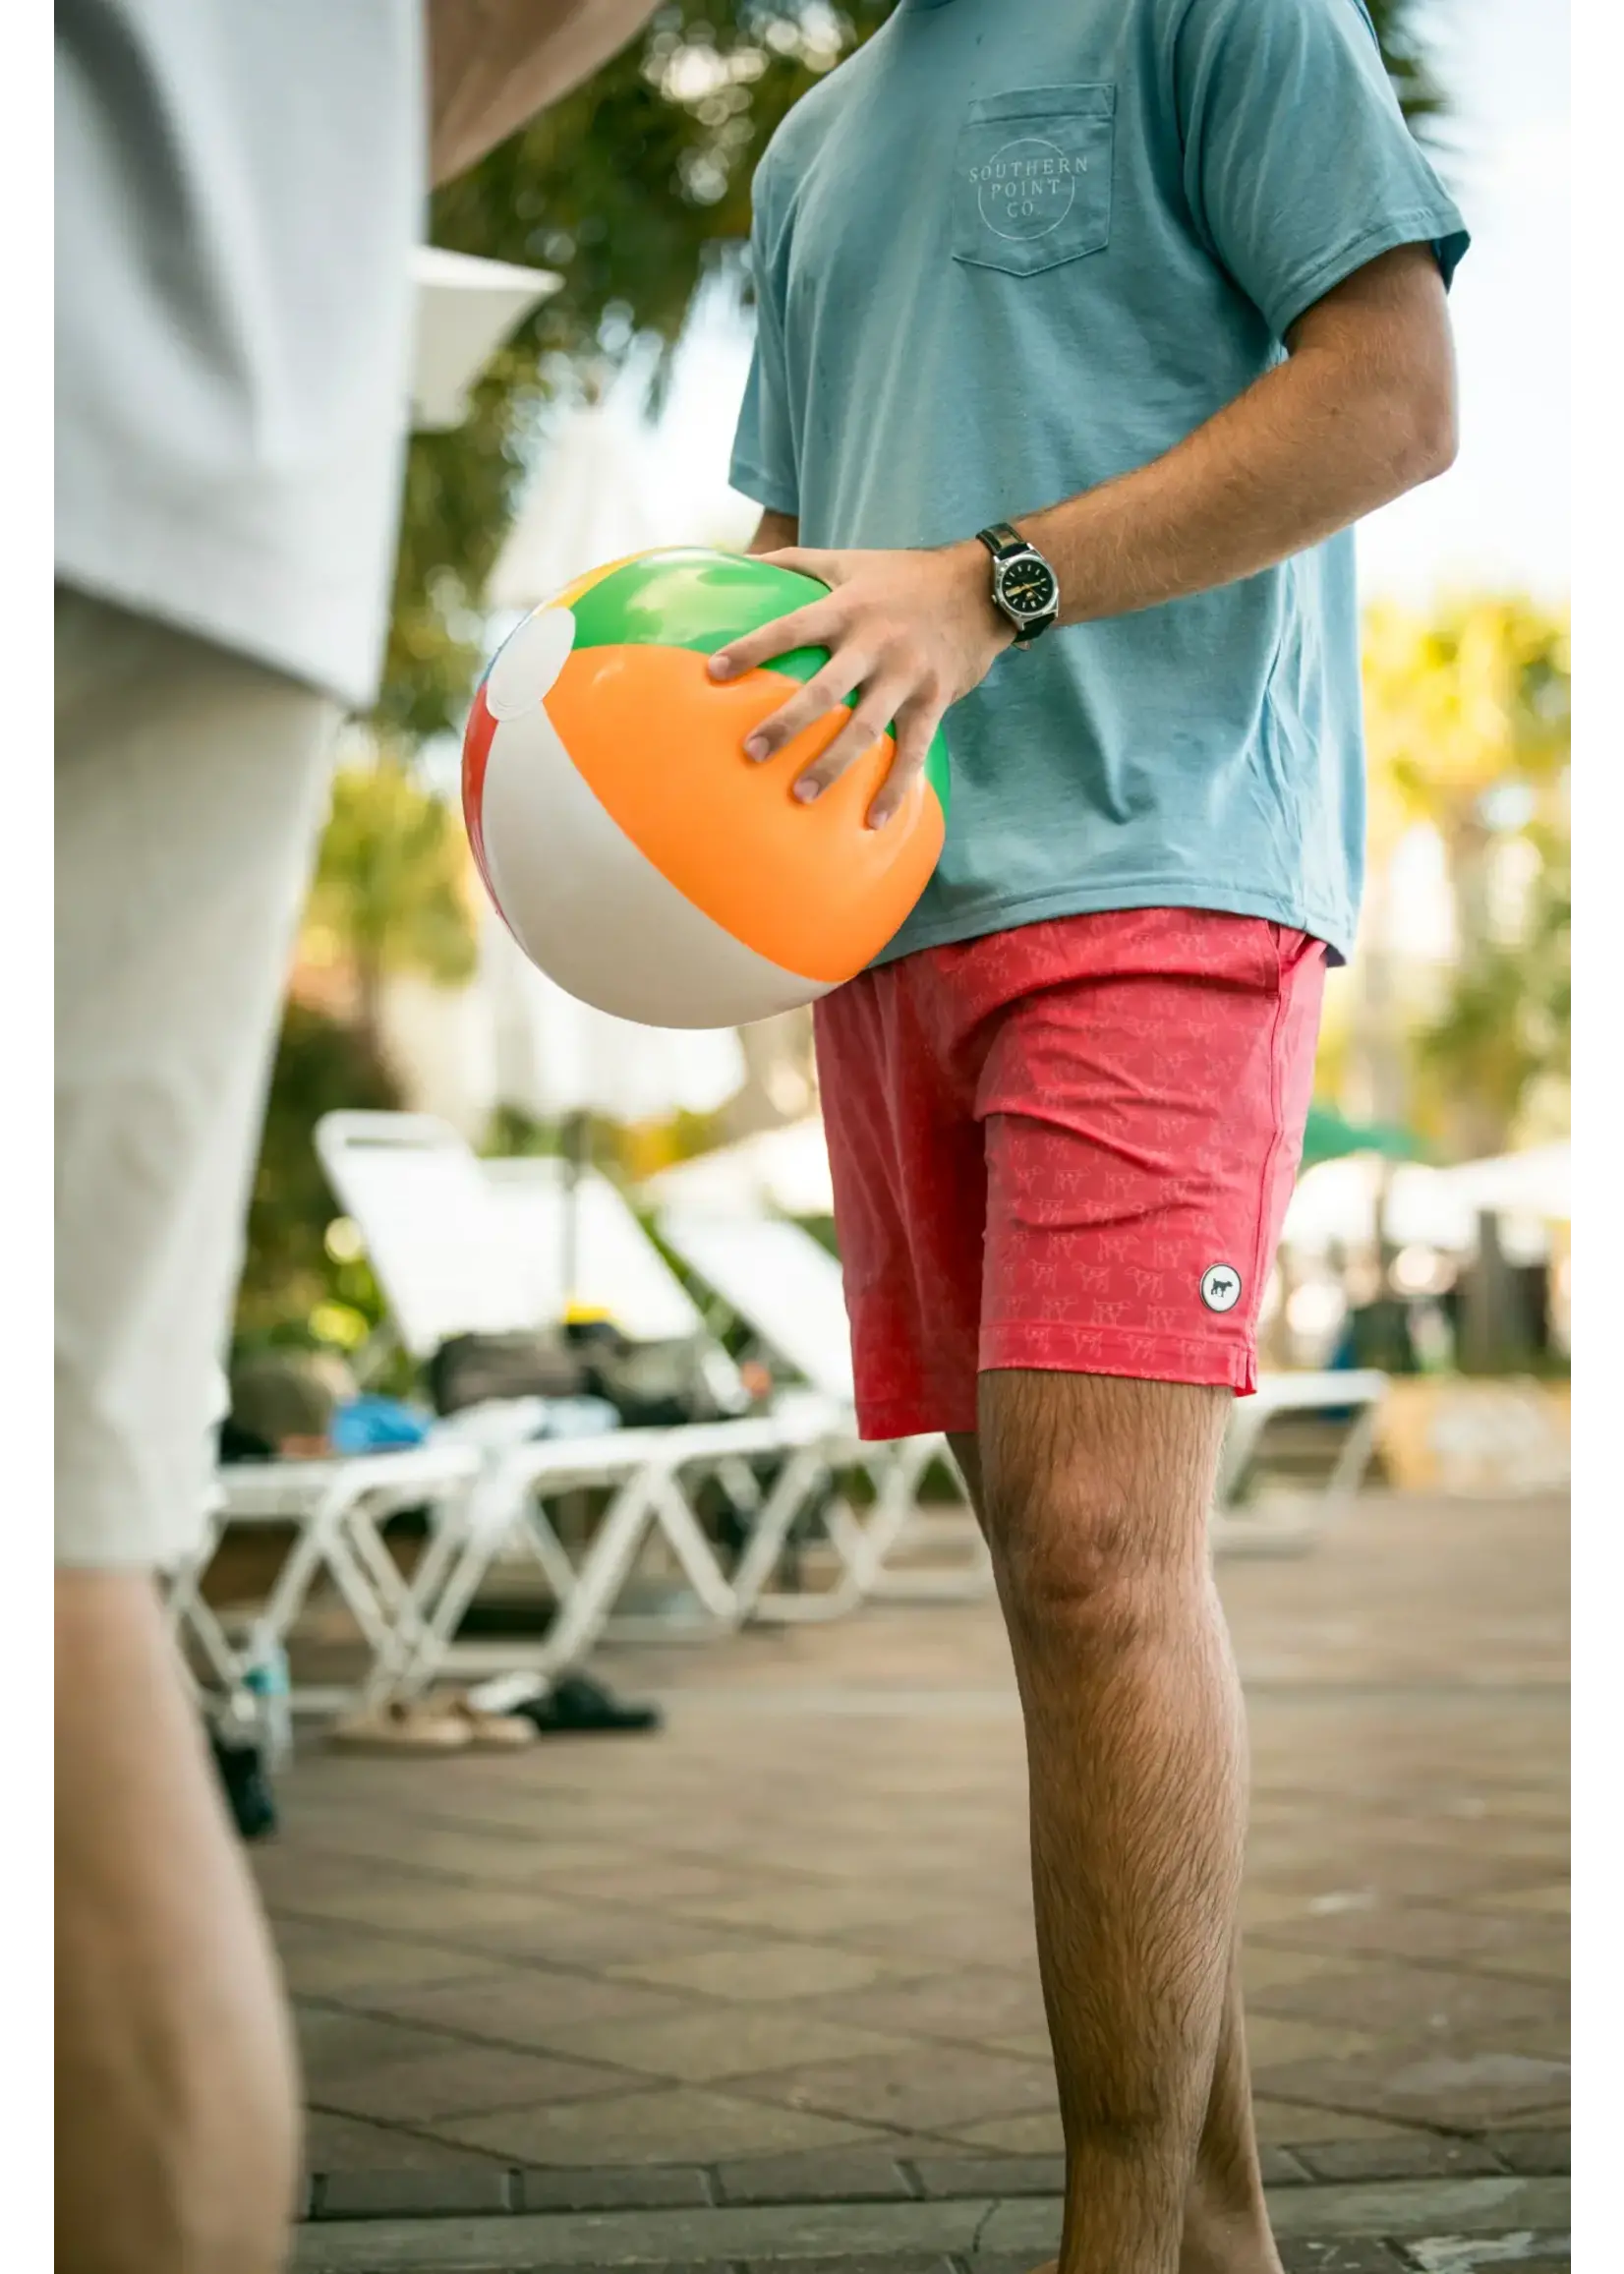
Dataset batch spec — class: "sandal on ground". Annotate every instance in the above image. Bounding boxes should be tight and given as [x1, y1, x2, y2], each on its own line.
[442, 1695, 538, 1750]
[516, 1672, 664, 1735]
[326, 1700, 475, 1753]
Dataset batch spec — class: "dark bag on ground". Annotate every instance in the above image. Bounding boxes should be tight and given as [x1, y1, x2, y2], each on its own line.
[567, 1321, 751, 1430]
[427, 1330, 586, 1417]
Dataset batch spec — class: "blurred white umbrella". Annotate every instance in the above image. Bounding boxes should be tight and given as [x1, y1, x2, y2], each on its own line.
[1283, 1139, 1570, 1261]
[482, 903, 744, 1125]
[489, 398, 674, 610]
[411, 246, 560, 432]
[645, 1118, 836, 1220]
[1438, 1140, 1569, 1222]
[475, 396, 741, 1121]
[480, 903, 744, 1306]
[1282, 1156, 1478, 1256]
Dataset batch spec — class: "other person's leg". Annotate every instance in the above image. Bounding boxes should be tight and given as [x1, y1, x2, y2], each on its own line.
[56, 592, 336, 2274]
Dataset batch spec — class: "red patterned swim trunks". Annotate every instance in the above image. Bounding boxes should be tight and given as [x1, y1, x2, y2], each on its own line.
[813, 907, 1327, 1441]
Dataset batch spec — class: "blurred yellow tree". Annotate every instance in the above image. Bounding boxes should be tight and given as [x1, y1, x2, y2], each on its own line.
[301, 756, 479, 1069]
[1360, 596, 1570, 1156]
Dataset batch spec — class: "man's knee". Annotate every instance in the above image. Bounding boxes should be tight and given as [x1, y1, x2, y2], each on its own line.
[976, 1370, 1228, 1642]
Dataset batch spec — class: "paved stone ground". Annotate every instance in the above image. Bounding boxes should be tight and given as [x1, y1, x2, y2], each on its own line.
[259, 1489, 1568, 2269]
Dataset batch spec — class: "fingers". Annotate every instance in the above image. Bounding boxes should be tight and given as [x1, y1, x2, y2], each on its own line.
[709, 595, 839, 681]
[865, 700, 942, 831]
[710, 567, 947, 823]
[741, 655, 872, 765]
[789, 680, 913, 809]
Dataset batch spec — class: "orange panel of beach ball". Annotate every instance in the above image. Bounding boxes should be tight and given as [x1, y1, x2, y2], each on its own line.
[461, 547, 951, 1028]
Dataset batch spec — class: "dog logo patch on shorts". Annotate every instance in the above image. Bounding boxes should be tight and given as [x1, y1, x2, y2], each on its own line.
[1199, 1263, 1243, 1313]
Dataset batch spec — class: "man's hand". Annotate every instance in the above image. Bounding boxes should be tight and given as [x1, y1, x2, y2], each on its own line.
[710, 542, 1013, 827]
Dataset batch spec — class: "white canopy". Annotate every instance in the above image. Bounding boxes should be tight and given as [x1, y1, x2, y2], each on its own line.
[1283, 1158, 1477, 1257]
[481, 902, 744, 1124]
[472, 395, 746, 1122]
[1283, 1140, 1570, 1257]
[411, 245, 560, 432]
[488, 399, 677, 611]
[1437, 1140, 1570, 1223]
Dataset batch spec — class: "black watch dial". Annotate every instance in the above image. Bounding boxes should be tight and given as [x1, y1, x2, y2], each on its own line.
[1000, 555, 1057, 617]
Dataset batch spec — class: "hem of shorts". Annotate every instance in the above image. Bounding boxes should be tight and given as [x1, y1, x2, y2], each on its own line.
[854, 1330, 1256, 1439]
[854, 1395, 979, 1444]
[57, 499, 387, 715]
[874, 877, 1354, 970]
[982, 1323, 1256, 1398]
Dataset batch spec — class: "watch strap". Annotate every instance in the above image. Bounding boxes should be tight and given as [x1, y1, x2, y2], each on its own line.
[976, 521, 1029, 561]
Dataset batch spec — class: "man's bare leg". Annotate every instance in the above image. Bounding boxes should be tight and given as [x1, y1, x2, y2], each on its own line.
[1181, 1935, 1281, 2274]
[949, 1372, 1280, 2274]
[56, 1571, 302, 2274]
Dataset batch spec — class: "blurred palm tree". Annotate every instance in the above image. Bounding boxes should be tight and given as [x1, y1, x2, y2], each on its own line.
[1415, 815, 1569, 1154]
[1360, 597, 1571, 1155]
[301, 758, 479, 1067]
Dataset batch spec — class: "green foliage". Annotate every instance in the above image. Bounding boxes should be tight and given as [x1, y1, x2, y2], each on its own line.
[381, 0, 1445, 746]
[483, 1103, 564, 1161]
[1416, 820, 1570, 1150]
[482, 1100, 734, 1183]
[234, 1002, 400, 1353]
[239, 761, 480, 1357]
[304, 758, 478, 1049]
[1364, 0, 1448, 138]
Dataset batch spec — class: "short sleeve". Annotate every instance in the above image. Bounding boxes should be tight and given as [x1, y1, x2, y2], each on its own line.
[729, 158, 800, 519]
[1175, 0, 1470, 340]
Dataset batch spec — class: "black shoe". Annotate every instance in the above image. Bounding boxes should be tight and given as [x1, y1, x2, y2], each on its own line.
[209, 1723, 279, 1840]
[516, 1673, 663, 1735]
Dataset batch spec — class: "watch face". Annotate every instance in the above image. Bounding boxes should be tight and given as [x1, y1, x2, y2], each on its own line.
[1001, 556, 1057, 616]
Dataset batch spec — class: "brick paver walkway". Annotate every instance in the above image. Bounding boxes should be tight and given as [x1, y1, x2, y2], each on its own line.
[260, 1489, 1568, 2270]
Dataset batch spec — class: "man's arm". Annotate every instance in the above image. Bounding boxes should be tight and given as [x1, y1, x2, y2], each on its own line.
[429, 0, 662, 186]
[711, 243, 1457, 825]
[748, 510, 800, 557]
[1020, 242, 1456, 624]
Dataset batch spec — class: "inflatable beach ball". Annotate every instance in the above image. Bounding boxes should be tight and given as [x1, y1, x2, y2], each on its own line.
[462, 547, 950, 1028]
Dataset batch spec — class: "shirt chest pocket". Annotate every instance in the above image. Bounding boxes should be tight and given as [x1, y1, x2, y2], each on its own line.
[953, 85, 1116, 278]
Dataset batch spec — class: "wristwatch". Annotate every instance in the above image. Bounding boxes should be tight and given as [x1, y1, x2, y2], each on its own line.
[975, 522, 1060, 646]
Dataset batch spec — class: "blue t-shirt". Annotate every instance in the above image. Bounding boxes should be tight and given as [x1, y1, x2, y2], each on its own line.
[729, 0, 1469, 965]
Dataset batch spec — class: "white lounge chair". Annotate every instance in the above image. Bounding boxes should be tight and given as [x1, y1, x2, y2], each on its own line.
[661, 1207, 1387, 1567]
[655, 1208, 994, 1613]
[312, 1113, 841, 1695]
[1210, 1368, 1389, 1554]
[167, 1443, 483, 1718]
[482, 1153, 842, 1603]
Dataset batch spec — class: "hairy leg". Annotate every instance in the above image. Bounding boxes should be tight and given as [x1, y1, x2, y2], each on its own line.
[949, 1372, 1277, 2274]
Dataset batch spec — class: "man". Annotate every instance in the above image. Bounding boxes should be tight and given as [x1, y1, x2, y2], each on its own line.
[54, 7, 659, 2270]
[718, 4, 1466, 2269]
